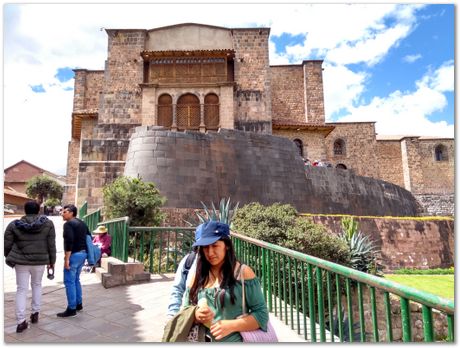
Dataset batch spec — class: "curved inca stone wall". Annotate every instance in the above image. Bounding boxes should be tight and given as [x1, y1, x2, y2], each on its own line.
[125, 126, 420, 216]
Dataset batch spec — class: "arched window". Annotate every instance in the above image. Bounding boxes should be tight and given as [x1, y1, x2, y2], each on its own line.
[204, 93, 219, 129]
[336, 163, 347, 170]
[435, 144, 448, 161]
[333, 139, 346, 156]
[177, 93, 200, 130]
[157, 94, 173, 127]
[293, 139, 303, 157]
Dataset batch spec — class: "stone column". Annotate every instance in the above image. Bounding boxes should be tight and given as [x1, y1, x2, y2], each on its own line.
[171, 94, 178, 131]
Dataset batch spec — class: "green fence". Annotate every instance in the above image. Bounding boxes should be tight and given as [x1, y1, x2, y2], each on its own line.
[78, 201, 88, 219]
[99, 217, 454, 343]
[82, 209, 102, 232]
[231, 231, 454, 343]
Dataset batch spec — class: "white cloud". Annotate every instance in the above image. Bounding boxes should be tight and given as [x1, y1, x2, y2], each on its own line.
[336, 61, 454, 138]
[323, 63, 368, 118]
[403, 54, 422, 63]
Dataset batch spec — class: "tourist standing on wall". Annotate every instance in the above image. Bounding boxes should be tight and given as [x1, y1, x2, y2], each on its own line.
[57, 204, 88, 318]
[4, 200, 56, 333]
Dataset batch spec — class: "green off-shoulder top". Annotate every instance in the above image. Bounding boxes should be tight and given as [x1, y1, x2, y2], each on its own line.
[184, 276, 269, 342]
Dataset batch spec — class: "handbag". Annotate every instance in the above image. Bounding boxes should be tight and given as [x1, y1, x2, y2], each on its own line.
[239, 264, 279, 343]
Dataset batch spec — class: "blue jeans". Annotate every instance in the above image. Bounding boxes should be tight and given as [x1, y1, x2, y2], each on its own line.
[63, 251, 87, 309]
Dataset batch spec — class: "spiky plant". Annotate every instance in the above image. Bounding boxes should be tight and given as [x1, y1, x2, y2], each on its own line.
[340, 217, 381, 275]
[195, 197, 240, 226]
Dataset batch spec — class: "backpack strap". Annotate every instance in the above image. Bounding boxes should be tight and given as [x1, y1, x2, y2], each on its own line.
[183, 251, 196, 276]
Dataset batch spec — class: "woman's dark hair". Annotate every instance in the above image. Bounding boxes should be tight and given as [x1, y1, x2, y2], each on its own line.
[189, 237, 238, 308]
[63, 204, 78, 217]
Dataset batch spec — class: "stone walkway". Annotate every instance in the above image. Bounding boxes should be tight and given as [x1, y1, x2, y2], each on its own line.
[3, 216, 307, 343]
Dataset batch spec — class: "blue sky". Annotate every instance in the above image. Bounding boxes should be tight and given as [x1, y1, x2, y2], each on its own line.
[2, 3, 455, 175]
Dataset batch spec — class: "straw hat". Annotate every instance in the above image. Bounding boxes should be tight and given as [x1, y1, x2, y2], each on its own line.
[93, 225, 108, 234]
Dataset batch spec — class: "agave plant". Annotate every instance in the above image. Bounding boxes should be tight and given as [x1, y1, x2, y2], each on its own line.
[340, 216, 382, 275]
[195, 197, 239, 226]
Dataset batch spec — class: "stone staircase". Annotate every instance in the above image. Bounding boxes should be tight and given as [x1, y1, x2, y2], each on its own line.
[96, 257, 151, 288]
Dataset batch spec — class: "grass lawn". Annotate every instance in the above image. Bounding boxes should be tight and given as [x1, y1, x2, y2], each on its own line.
[384, 275, 454, 299]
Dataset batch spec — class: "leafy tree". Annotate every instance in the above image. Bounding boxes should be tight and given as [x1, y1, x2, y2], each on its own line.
[44, 197, 61, 208]
[102, 176, 166, 226]
[25, 175, 63, 204]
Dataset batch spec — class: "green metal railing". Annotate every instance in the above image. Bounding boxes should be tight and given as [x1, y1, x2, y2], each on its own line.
[128, 226, 196, 274]
[231, 231, 454, 343]
[78, 201, 88, 219]
[98, 217, 454, 343]
[97, 217, 130, 261]
[82, 209, 102, 232]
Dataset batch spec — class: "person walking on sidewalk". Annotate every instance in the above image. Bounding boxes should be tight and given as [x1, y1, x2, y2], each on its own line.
[4, 200, 57, 333]
[56, 204, 88, 318]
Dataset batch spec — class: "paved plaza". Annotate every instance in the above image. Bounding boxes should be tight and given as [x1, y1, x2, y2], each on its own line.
[3, 216, 306, 343]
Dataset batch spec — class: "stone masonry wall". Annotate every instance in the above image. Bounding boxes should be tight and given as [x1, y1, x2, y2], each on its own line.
[62, 139, 80, 205]
[76, 162, 126, 209]
[125, 127, 309, 210]
[73, 69, 104, 112]
[304, 167, 419, 216]
[232, 28, 272, 133]
[100, 29, 146, 125]
[270, 65, 305, 122]
[416, 139, 454, 194]
[401, 137, 424, 193]
[306, 215, 454, 270]
[124, 127, 421, 216]
[414, 194, 454, 216]
[325, 122, 379, 178]
[272, 129, 326, 162]
[75, 124, 140, 209]
[304, 61, 325, 124]
[84, 71, 105, 110]
[377, 140, 405, 188]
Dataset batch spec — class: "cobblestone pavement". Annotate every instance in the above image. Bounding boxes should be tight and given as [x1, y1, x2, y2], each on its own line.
[3, 216, 306, 343]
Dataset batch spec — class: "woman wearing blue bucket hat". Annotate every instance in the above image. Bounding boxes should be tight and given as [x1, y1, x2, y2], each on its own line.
[183, 220, 270, 342]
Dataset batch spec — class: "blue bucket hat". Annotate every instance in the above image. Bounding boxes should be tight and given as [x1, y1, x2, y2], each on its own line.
[192, 220, 230, 247]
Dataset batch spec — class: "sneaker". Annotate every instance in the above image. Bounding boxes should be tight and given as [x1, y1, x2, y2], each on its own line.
[16, 320, 28, 333]
[56, 308, 77, 318]
[30, 312, 39, 324]
[76, 303, 83, 311]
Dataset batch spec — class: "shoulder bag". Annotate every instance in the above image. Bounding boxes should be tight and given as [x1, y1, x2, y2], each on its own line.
[239, 264, 279, 342]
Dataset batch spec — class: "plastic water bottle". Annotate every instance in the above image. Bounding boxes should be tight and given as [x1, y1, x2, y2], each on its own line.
[198, 298, 212, 328]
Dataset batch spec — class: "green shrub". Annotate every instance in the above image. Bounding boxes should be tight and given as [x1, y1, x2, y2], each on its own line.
[103, 176, 166, 226]
[232, 202, 297, 245]
[286, 218, 350, 265]
[44, 197, 61, 208]
[233, 202, 350, 265]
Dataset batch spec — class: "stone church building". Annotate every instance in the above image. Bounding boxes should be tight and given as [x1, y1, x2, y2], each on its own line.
[63, 23, 454, 215]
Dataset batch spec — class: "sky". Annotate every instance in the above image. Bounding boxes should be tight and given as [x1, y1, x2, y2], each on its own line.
[2, 2, 456, 176]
